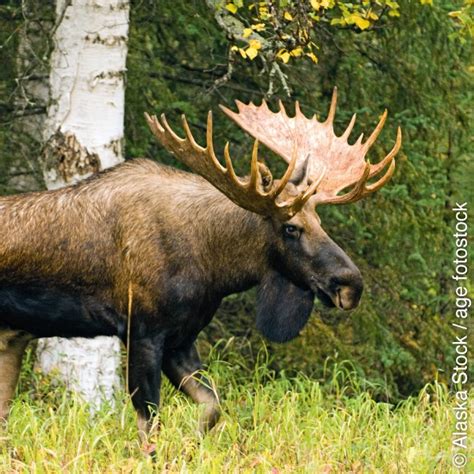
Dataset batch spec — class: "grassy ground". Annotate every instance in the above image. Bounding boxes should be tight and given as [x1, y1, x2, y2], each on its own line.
[0, 342, 470, 473]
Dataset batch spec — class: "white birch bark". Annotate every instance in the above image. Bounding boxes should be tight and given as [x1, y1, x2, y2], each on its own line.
[36, 0, 130, 409]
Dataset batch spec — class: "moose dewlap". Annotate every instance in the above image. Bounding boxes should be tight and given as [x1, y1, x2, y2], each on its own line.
[0, 89, 401, 448]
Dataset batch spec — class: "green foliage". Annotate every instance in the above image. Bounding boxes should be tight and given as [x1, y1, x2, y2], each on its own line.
[0, 345, 464, 472]
[0, 1, 52, 194]
[448, 0, 474, 41]
[0, 2, 21, 192]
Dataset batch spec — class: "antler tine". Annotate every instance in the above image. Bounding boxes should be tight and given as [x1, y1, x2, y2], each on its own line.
[271, 146, 299, 197]
[278, 100, 288, 116]
[235, 99, 245, 112]
[160, 113, 184, 143]
[363, 109, 388, 152]
[355, 133, 364, 145]
[365, 159, 396, 194]
[144, 112, 158, 132]
[282, 166, 326, 216]
[300, 166, 326, 202]
[205, 111, 226, 171]
[369, 126, 402, 177]
[294, 101, 303, 118]
[145, 113, 164, 141]
[223, 142, 240, 183]
[341, 113, 357, 141]
[324, 87, 338, 126]
[248, 139, 260, 189]
[335, 162, 371, 204]
[181, 114, 201, 150]
[206, 111, 214, 153]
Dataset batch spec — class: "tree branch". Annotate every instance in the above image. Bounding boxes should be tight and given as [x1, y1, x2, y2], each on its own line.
[205, 0, 291, 97]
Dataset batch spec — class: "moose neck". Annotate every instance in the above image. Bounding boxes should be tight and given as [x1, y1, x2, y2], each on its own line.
[178, 181, 272, 295]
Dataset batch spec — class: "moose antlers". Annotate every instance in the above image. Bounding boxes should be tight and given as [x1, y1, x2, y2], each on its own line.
[146, 88, 401, 218]
[145, 112, 323, 220]
[220, 88, 401, 206]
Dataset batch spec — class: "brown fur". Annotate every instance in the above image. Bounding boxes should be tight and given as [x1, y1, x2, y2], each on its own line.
[0, 159, 269, 316]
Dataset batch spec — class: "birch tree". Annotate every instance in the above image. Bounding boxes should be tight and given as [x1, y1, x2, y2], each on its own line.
[36, 0, 130, 408]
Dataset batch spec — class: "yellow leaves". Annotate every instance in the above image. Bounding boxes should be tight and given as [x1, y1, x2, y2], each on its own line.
[226, 3, 238, 14]
[226, 0, 245, 14]
[306, 52, 318, 63]
[320, 0, 334, 8]
[246, 39, 262, 59]
[351, 14, 371, 30]
[226, 0, 395, 65]
[252, 23, 265, 32]
[244, 24, 266, 38]
[290, 47, 303, 57]
[233, 39, 262, 61]
[243, 28, 252, 38]
[310, 0, 335, 10]
[383, 0, 401, 17]
[246, 47, 259, 60]
[420, 0, 432, 4]
[332, 15, 369, 29]
[277, 50, 291, 63]
[249, 39, 262, 50]
[276, 48, 318, 64]
[258, 3, 270, 20]
[231, 45, 247, 59]
[330, 17, 346, 26]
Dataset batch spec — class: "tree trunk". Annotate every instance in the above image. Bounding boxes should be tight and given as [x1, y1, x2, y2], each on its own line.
[36, 0, 130, 409]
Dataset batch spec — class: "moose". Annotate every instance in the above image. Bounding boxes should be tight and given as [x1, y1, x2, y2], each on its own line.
[0, 89, 401, 443]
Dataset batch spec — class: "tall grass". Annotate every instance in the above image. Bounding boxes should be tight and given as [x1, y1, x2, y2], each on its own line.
[0, 341, 469, 473]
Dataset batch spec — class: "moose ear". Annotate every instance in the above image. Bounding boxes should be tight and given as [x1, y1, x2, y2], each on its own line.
[256, 270, 314, 343]
[257, 162, 273, 192]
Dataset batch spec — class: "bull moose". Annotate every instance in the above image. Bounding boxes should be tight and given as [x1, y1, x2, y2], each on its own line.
[0, 89, 401, 442]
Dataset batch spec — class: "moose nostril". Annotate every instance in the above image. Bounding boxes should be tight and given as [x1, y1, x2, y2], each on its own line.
[331, 272, 362, 291]
[330, 271, 364, 310]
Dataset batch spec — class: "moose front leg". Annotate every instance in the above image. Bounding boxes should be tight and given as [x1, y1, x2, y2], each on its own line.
[0, 332, 29, 422]
[163, 343, 220, 433]
[127, 334, 165, 445]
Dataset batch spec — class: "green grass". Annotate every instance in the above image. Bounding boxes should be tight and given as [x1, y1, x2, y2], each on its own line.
[0, 343, 470, 473]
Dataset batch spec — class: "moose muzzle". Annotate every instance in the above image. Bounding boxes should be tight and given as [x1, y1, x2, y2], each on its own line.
[311, 241, 363, 311]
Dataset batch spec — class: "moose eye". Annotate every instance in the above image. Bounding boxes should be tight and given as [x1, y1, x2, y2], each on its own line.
[283, 224, 301, 239]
